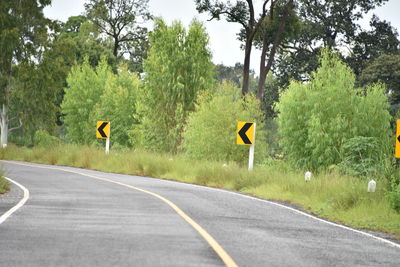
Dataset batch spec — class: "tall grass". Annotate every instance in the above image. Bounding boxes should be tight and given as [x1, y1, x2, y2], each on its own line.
[0, 169, 9, 194]
[0, 143, 399, 238]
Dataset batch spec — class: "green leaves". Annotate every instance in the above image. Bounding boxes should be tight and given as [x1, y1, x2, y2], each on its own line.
[131, 19, 214, 152]
[182, 82, 266, 164]
[276, 49, 391, 171]
[62, 58, 112, 144]
[62, 59, 141, 147]
[94, 65, 140, 147]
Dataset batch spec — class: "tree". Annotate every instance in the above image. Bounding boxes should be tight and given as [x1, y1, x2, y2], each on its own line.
[94, 65, 140, 147]
[275, 0, 389, 87]
[276, 50, 391, 171]
[347, 15, 399, 76]
[215, 62, 258, 93]
[255, 0, 298, 100]
[56, 16, 116, 68]
[182, 82, 266, 164]
[215, 63, 243, 88]
[61, 58, 111, 144]
[359, 53, 400, 106]
[195, 0, 270, 95]
[0, 0, 51, 147]
[85, 0, 151, 71]
[131, 19, 214, 152]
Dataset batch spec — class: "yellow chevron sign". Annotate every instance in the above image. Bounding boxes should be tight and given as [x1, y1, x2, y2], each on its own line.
[96, 121, 110, 139]
[237, 121, 255, 145]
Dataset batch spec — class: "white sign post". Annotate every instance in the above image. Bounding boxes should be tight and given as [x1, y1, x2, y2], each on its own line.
[105, 137, 110, 155]
[248, 123, 256, 171]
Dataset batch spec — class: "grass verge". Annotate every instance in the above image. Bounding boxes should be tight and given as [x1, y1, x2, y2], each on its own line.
[1, 143, 399, 239]
[0, 170, 9, 194]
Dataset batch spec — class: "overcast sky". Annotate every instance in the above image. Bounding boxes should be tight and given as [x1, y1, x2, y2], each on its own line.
[43, 0, 400, 74]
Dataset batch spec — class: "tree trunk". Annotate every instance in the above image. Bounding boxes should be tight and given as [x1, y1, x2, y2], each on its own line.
[257, 0, 293, 101]
[113, 38, 119, 57]
[0, 104, 8, 148]
[242, 36, 253, 96]
[257, 38, 270, 100]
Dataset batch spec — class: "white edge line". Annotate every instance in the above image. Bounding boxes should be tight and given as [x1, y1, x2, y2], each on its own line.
[0, 177, 30, 224]
[184, 182, 400, 249]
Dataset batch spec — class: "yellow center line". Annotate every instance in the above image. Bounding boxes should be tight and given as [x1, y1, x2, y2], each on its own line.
[2, 160, 239, 267]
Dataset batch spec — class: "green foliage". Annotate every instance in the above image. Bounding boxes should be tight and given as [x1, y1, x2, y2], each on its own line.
[338, 137, 382, 177]
[0, 0, 51, 146]
[275, 0, 393, 88]
[93, 65, 140, 147]
[62, 58, 111, 144]
[59, 17, 116, 68]
[359, 53, 400, 106]
[0, 174, 9, 194]
[131, 19, 214, 152]
[34, 129, 61, 147]
[182, 82, 266, 164]
[347, 15, 399, 76]
[85, 0, 151, 71]
[276, 50, 391, 171]
[387, 183, 400, 213]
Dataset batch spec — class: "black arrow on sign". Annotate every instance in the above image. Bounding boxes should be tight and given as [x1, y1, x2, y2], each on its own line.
[238, 123, 253, 145]
[398, 135, 400, 143]
[98, 122, 108, 138]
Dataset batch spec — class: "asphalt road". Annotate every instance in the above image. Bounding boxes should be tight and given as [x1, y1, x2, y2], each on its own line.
[0, 161, 399, 267]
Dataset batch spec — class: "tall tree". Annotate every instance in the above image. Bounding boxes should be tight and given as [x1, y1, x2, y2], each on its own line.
[359, 53, 400, 106]
[347, 15, 399, 76]
[61, 58, 111, 144]
[85, 0, 151, 72]
[195, 0, 270, 95]
[275, 0, 389, 87]
[94, 64, 140, 147]
[0, 0, 51, 147]
[132, 19, 214, 152]
[255, 0, 298, 100]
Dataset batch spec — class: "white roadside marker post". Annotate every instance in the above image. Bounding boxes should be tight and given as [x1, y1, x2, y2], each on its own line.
[248, 123, 256, 171]
[305, 171, 312, 182]
[368, 180, 376, 193]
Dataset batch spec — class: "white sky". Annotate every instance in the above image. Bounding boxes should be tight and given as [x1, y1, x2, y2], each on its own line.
[44, 0, 400, 74]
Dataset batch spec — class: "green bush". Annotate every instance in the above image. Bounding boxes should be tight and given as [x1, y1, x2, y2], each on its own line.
[0, 175, 9, 194]
[130, 19, 214, 153]
[181, 81, 267, 165]
[93, 64, 140, 147]
[388, 183, 400, 213]
[276, 49, 391, 171]
[33, 129, 61, 147]
[339, 136, 382, 177]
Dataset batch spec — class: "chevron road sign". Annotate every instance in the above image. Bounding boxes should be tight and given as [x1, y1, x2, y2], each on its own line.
[236, 121, 256, 171]
[96, 121, 111, 154]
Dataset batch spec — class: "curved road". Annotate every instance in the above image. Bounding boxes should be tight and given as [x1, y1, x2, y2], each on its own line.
[0, 161, 399, 266]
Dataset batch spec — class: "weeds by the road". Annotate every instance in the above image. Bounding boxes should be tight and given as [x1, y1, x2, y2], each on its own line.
[0, 169, 9, 194]
[1, 144, 399, 238]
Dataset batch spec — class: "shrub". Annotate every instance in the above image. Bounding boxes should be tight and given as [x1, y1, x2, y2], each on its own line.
[276, 49, 391, 171]
[339, 136, 382, 177]
[0, 174, 9, 194]
[181, 82, 267, 165]
[33, 129, 61, 147]
[388, 184, 400, 213]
